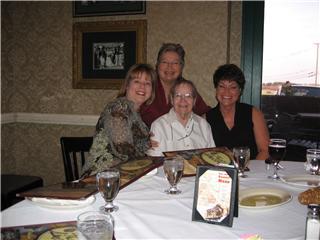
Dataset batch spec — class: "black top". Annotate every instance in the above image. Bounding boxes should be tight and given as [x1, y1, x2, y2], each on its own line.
[206, 102, 258, 159]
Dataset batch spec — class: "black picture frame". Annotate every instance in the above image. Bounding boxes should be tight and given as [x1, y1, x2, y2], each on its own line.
[73, 20, 147, 89]
[192, 166, 238, 227]
[73, 1, 146, 17]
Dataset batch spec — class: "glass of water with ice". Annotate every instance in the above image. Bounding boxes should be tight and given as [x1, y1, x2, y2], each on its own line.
[306, 149, 320, 175]
[77, 211, 114, 240]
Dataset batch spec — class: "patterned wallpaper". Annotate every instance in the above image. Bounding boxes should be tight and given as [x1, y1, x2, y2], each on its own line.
[1, 1, 242, 185]
[2, 123, 94, 185]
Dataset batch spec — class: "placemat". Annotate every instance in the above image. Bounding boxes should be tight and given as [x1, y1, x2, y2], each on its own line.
[1, 221, 116, 240]
[17, 156, 163, 200]
[81, 156, 163, 190]
[163, 147, 235, 176]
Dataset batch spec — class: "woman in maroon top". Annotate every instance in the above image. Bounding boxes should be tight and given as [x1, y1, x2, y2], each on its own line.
[140, 43, 210, 128]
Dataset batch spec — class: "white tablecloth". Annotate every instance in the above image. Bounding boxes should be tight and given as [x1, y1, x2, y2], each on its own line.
[1, 161, 314, 239]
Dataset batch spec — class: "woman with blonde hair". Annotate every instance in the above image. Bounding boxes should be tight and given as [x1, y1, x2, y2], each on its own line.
[81, 63, 157, 177]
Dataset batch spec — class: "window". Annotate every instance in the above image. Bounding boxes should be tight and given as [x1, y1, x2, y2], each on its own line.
[242, 1, 320, 161]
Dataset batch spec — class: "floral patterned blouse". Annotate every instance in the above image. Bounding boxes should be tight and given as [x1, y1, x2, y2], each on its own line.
[81, 97, 150, 177]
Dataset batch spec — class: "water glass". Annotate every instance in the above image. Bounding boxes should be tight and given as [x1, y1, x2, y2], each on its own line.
[306, 149, 320, 175]
[96, 169, 120, 213]
[77, 211, 114, 240]
[163, 156, 184, 194]
[233, 147, 250, 178]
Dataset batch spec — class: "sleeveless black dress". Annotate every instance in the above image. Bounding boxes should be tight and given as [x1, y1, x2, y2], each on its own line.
[206, 102, 258, 159]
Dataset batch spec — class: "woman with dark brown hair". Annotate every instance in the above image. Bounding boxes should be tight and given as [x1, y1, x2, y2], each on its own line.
[206, 64, 269, 160]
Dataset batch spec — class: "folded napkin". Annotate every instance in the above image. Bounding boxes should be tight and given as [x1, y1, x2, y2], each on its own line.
[30, 195, 95, 207]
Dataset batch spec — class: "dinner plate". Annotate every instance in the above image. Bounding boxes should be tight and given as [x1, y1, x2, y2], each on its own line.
[239, 188, 292, 209]
[280, 174, 320, 188]
[28, 195, 95, 210]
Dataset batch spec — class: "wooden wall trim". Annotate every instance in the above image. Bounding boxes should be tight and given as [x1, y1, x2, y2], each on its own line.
[1, 113, 99, 126]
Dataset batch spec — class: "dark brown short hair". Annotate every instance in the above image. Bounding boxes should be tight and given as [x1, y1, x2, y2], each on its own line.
[213, 64, 246, 91]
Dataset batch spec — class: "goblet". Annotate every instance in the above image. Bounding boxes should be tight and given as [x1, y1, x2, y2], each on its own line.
[163, 156, 184, 194]
[233, 147, 250, 178]
[96, 169, 120, 213]
[268, 138, 286, 179]
[306, 149, 320, 175]
[77, 211, 114, 240]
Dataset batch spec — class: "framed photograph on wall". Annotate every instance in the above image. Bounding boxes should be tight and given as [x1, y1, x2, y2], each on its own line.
[73, 20, 147, 89]
[192, 166, 238, 227]
[73, 1, 146, 17]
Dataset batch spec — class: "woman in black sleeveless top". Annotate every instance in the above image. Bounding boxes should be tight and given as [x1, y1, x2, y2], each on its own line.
[206, 64, 269, 160]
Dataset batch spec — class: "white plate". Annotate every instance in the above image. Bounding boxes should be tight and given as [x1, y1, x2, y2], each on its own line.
[239, 188, 292, 209]
[27, 195, 95, 210]
[281, 174, 320, 188]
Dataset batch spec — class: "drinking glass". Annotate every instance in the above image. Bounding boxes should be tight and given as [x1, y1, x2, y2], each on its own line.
[77, 211, 114, 240]
[96, 169, 120, 213]
[306, 149, 320, 175]
[233, 147, 250, 178]
[268, 138, 286, 179]
[163, 156, 184, 194]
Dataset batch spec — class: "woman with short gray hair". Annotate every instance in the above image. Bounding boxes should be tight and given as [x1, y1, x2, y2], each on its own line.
[148, 79, 215, 156]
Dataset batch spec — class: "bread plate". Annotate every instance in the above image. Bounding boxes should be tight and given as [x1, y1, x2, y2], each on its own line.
[280, 174, 320, 188]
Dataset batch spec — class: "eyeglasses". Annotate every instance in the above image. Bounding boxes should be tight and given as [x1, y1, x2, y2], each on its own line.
[159, 61, 181, 66]
[174, 93, 194, 100]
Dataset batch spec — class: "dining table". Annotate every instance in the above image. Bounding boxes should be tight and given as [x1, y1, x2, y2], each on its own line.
[1, 160, 316, 239]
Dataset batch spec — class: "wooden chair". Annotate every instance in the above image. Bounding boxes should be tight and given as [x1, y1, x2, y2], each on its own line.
[60, 137, 93, 182]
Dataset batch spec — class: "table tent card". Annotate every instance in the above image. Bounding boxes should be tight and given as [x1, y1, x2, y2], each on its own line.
[192, 166, 238, 227]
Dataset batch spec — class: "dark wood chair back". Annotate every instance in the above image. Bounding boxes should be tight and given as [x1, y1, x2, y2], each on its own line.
[60, 137, 93, 182]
